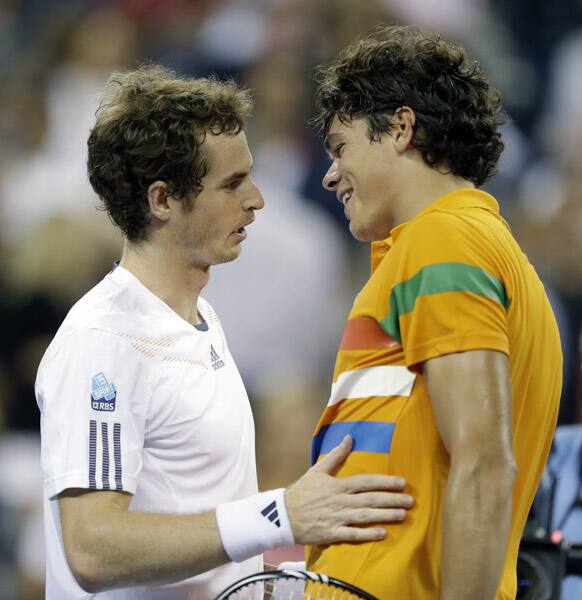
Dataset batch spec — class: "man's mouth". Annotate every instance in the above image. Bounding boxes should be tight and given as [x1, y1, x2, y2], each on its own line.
[232, 218, 254, 238]
[339, 190, 353, 206]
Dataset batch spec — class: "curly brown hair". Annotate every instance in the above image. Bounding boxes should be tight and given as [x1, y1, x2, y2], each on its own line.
[87, 64, 253, 242]
[313, 25, 505, 186]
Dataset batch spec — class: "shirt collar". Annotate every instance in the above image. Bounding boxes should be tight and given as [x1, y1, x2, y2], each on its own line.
[370, 188, 502, 273]
[106, 264, 201, 332]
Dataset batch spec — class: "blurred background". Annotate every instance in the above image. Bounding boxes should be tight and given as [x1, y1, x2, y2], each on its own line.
[0, 0, 581, 597]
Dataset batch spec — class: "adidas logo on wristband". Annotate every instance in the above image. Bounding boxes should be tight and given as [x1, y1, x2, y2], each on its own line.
[216, 489, 294, 562]
[260, 500, 281, 528]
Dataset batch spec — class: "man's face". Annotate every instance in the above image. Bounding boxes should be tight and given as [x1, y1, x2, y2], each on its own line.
[173, 131, 264, 269]
[322, 116, 398, 241]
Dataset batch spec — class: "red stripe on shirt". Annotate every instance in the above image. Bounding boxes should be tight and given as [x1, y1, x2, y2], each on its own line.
[339, 317, 399, 351]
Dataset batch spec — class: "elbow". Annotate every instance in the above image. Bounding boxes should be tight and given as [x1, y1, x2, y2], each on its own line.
[66, 550, 107, 593]
[505, 454, 518, 480]
[63, 535, 112, 593]
[489, 455, 517, 490]
[479, 455, 517, 517]
[495, 447, 518, 478]
[453, 450, 517, 491]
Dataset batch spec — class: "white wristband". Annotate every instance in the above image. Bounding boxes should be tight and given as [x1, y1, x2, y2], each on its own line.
[216, 488, 294, 563]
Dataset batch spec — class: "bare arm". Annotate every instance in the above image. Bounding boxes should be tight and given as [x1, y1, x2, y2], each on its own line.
[59, 489, 226, 592]
[60, 435, 412, 592]
[425, 350, 517, 600]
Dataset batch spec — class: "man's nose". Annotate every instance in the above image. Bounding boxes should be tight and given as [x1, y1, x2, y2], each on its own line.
[322, 161, 340, 191]
[244, 180, 265, 211]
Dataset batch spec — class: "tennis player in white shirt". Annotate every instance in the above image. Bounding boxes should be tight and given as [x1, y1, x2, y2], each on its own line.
[35, 64, 413, 600]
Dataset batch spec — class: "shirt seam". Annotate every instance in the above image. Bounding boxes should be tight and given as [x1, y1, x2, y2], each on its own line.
[404, 332, 510, 368]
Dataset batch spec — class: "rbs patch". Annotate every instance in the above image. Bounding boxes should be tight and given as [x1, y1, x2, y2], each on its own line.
[91, 372, 116, 412]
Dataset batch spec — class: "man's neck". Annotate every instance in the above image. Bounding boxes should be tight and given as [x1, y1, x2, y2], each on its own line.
[393, 164, 475, 226]
[119, 240, 209, 326]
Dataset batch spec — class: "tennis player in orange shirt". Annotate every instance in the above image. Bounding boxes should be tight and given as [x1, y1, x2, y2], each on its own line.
[306, 25, 562, 600]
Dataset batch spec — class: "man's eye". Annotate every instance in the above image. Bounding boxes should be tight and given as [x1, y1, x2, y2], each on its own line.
[226, 179, 242, 191]
[335, 143, 345, 157]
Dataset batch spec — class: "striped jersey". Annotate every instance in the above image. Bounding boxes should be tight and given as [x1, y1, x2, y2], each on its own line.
[36, 265, 261, 599]
[306, 189, 562, 599]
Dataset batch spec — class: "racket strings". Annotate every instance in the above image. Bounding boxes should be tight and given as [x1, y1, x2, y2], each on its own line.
[226, 580, 364, 599]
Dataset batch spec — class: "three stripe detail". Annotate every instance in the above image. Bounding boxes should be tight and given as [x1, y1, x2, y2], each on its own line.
[89, 420, 123, 491]
[260, 500, 281, 528]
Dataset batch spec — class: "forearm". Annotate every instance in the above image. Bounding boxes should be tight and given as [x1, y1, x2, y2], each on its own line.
[441, 459, 515, 600]
[65, 509, 228, 592]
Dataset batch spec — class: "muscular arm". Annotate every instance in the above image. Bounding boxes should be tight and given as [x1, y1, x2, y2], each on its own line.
[424, 350, 517, 600]
[59, 489, 227, 592]
[59, 435, 412, 592]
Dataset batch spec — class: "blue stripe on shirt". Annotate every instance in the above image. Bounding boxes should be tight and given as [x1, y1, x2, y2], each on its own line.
[311, 420, 396, 465]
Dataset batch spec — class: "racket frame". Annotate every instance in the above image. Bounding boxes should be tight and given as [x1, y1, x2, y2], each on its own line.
[215, 569, 378, 600]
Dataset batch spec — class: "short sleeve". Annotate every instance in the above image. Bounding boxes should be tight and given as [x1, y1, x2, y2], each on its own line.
[36, 328, 151, 499]
[378, 212, 510, 372]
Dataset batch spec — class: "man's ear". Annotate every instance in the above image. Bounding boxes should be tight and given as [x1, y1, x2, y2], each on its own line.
[393, 106, 416, 153]
[147, 181, 171, 222]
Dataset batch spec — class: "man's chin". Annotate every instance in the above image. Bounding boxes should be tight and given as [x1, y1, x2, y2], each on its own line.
[349, 220, 392, 242]
[214, 247, 242, 265]
[349, 221, 374, 242]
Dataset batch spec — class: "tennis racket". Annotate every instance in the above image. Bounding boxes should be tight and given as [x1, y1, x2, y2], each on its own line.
[215, 569, 378, 600]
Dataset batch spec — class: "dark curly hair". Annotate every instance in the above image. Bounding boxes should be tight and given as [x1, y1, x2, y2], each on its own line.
[313, 25, 505, 186]
[87, 64, 253, 242]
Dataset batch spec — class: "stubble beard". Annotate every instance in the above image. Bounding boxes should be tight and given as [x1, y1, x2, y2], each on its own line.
[180, 229, 241, 270]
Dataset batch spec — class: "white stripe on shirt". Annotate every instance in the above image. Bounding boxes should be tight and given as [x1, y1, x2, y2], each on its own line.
[328, 365, 416, 407]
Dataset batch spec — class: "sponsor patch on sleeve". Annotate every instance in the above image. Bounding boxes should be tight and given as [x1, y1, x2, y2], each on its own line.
[91, 372, 116, 412]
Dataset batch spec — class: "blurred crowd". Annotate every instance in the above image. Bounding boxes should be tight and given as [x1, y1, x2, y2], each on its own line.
[0, 0, 581, 597]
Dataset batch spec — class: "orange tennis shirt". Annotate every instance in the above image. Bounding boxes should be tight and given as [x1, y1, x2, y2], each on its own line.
[306, 189, 562, 599]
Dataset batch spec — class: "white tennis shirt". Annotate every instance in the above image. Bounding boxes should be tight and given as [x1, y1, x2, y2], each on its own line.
[36, 265, 261, 599]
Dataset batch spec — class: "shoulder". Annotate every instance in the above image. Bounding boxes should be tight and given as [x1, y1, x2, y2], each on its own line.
[399, 209, 473, 247]
[36, 323, 154, 416]
[45, 271, 161, 362]
[392, 208, 507, 278]
[39, 275, 151, 371]
[38, 326, 140, 382]
[375, 210, 511, 317]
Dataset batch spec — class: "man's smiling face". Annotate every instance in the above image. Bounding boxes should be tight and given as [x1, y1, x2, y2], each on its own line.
[322, 116, 400, 241]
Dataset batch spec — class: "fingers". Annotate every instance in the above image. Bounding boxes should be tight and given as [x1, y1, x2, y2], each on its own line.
[318, 507, 408, 545]
[291, 503, 409, 545]
[343, 507, 408, 524]
[339, 473, 408, 493]
[328, 526, 387, 543]
[349, 491, 414, 509]
[317, 511, 409, 544]
[310, 435, 353, 475]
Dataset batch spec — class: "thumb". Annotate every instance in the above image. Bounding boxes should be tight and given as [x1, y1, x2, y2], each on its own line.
[311, 435, 352, 475]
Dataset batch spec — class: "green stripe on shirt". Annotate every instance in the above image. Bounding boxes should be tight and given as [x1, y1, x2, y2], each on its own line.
[379, 262, 510, 344]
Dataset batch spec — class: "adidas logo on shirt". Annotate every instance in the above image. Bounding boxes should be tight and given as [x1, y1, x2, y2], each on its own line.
[210, 345, 225, 370]
[260, 500, 281, 528]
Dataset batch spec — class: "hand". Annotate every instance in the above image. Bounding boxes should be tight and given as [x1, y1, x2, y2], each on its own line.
[284, 435, 413, 545]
